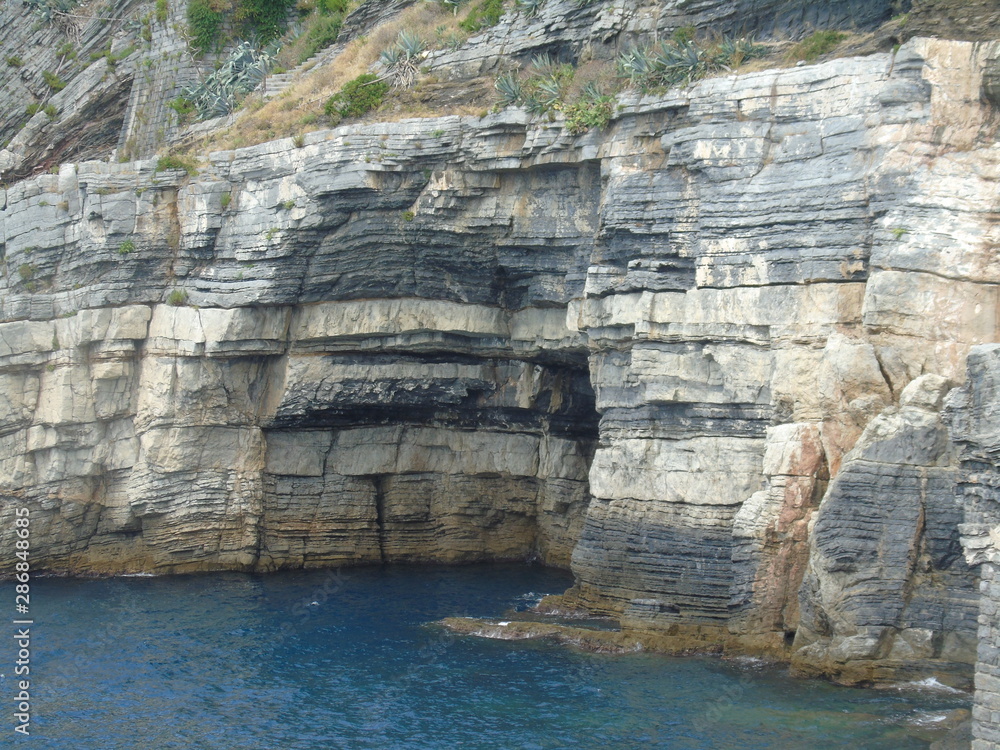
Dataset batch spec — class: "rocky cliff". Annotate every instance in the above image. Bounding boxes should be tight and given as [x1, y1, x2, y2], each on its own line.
[2, 0, 1000, 740]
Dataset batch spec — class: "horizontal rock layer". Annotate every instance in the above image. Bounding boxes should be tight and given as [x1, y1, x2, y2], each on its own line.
[0, 38, 998, 696]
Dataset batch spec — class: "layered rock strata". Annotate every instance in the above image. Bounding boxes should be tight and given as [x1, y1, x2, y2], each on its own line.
[1, 38, 999, 696]
[793, 375, 977, 684]
[951, 346, 1000, 749]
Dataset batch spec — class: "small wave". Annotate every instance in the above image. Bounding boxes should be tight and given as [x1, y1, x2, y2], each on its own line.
[472, 627, 538, 641]
[512, 591, 560, 612]
[730, 655, 767, 665]
[909, 713, 952, 726]
[900, 677, 965, 694]
[118, 572, 157, 578]
[513, 592, 549, 607]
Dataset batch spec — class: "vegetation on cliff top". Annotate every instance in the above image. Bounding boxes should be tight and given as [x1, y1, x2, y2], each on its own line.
[617, 35, 767, 91]
[785, 30, 849, 62]
[182, 0, 869, 155]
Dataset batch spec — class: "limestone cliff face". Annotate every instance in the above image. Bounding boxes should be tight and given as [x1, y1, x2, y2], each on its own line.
[950, 347, 1000, 750]
[1, 25, 999, 694]
[565, 38, 999, 683]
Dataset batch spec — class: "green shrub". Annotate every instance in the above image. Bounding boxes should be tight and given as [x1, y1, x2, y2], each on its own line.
[56, 42, 76, 60]
[187, 0, 224, 54]
[42, 71, 66, 91]
[43, 104, 57, 119]
[402, 210, 415, 222]
[786, 30, 846, 62]
[25, 103, 41, 117]
[155, 0, 168, 22]
[6, 55, 23, 67]
[117, 239, 136, 255]
[317, 0, 348, 14]
[324, 73, 389, 119]
[167, 289, 188, 306]
[460, 0, 505, 33]
[168, 96, 196, 121]
[156, 154, 198, 175]
[220, 191, 232, 209]
[671, 25, 696, 44]
[18, 264, 35, 283]
[234, 0, 297, 41]
[563, 86, 614, 134]
[107, 45, 137, 66]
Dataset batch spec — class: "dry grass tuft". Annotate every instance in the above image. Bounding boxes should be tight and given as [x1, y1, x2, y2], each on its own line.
[191, 2, 476, 153]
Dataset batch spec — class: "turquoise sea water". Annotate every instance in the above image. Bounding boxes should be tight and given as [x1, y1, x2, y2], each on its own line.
[2, 565, 969, 749]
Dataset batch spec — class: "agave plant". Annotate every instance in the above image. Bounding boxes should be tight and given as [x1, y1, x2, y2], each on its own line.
[580, 80, 607, 102]
[494, 72, 523, 105]
[533, 73, 564, 109]
[23, 0, 77, 22]
[530, 52, 555, 72]
[184, 40, 277, 120]
[617, 45, 656, 86]
[620, 33, 772, 93]
[380, 30, 426, 88]
[523, 92, 549, 115]
[517, 0, 545, 18]
[713, 35, 766, 68]
[397, 30, 426, 59]
[658, 40, 707, 86]
[380, 46, 403, 67]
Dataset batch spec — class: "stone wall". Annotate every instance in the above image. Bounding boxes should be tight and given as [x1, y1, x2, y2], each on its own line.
[0, 0, 148, 181]
[116, 0, 202, 160]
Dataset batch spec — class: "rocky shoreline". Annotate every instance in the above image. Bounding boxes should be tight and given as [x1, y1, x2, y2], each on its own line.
[1, 0, 999, 743]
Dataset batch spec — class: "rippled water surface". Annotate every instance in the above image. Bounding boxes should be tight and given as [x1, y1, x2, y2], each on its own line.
[3, 565, 969, 749]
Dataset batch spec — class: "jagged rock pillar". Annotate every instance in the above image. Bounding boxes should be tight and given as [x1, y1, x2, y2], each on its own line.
[793, 374, 978, 685]
[950, 345, 1000, 750]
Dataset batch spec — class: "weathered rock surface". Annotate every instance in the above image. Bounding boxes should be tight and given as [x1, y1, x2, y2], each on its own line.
[1, 35, 999, 706]
[563, 37, 999, 684]
[950, 346, 1000, 749]
[792, 375, 978, 685]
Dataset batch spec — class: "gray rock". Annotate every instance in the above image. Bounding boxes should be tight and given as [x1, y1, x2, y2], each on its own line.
[0, 39, 997, 715]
